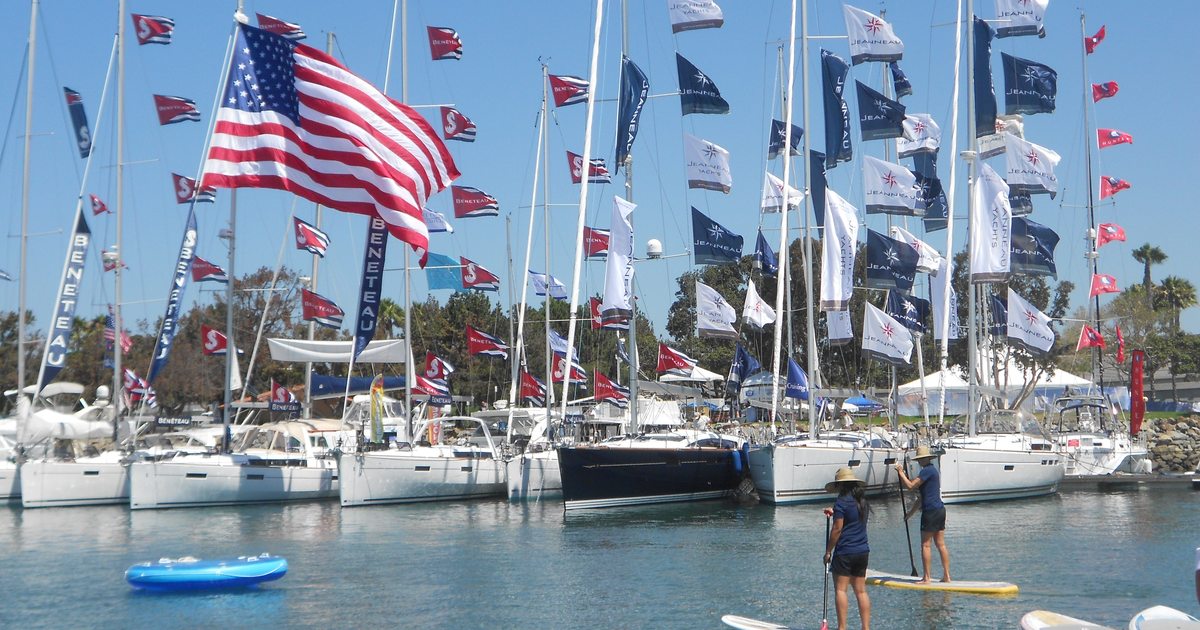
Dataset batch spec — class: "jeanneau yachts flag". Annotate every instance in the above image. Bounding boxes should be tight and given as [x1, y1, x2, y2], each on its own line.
[785, 357, 810, 401]
[567, 152, 611, 184]
[440, 107, 477, 142]
[1077, 325, 1106, 351]
[856, 81, 906, 141]
[426, 253, 465, 292]
[451, 186, 499, 218]
[353, 217, 388, 361]
[1007, 288, 1055, 356]
[843, 5, 904, 65]
[460, 257, 499, 291]
[550, 74, 590, 108]
[466, 325, 508, 358]
[616, 57, 650, 169]
[809, 150, 828, 227]
[862, 302, 913, 366]
[1100, 176, 1131, 199]
[760, 172, 803, 213]
[919, 174, 949, 232]
[669, 0, 724, 33]
[677, 53, 729, 115]
[863, 155, 922, 216]
[897, 113, 940, 158]
[1010, 217, 1059, 278]
[147, 208, 198, 383]
[865, 229, 919, 293]
[889, 61, 913, 98]
[657, 343, 698, 376]
[302, 288, 345, 329]
[520, 371, 548, 405]
[1092, 81, 1119, 103]
[39, 213, 91, 387]
[931, 258, 960, 341]
[886, 291, 930, 334]
[153, 95, 201, 125]
[1008, 187, 1034, 216]
[970, 163, 1012, 283]
[294, 217, 330, 256]
[423, 209, 454, 234]
[1004, 134, 1060, 197]
[692, 207, 743, 265]
[990, 293, 1009, 336]
[754, 230, 778, 277]
[600, 196, 636, 325]
[729, 344, 761, 386]
[979, 114, 1024, 159]
[910, 149, 939, 179]
[889, 225, 943, 273]
[201, 25, 459, 267]
[821, 50, 853, 169]
[994, 0, 1048, 38]
[191, 256, 228, 283]
[683, 134, 732, 193]
[768, 119, 803, 159]
[594, 371, 630, 407]
[1097, 223, 1125, 247]
[696, 281, 738, 339]
[973, 17, 998, 138]
[742, 279, 777, 328]
[828, 310, 854, 345]
[132, 14, 174, 45]
[1002, 53, 1057, 115]
[584, 226, 610, 258]
[529, 270, 567, 301]
[427, 26, 463, 60]
[63, 88, 92, 158]
[256, 13, 306, 40]
[821, 188, 859, 311]
[1098, 128, 1133, 149]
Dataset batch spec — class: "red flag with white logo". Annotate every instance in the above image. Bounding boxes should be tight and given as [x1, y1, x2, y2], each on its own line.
[451, 185, 499, 218]
[440, 107, 477, 142]
[459, 256, 500, 291]
[172, 173, 216, 204]
[656, 343, 697, 375]
[1099, 176, 1130, 199]
[90, 194, 109, 215]
[131, 14, 174, 45]
[1097, 223, 1125, 248]
[1076, 325, 1106, 351]
[1089, 273, 1119, 297]
[201, 324, 229, 356]
[583, 226, 610, 258]
[1097, 128, 1132, 149]
[1115, 325, 1126, 363]
[1130, 349, 1145, 435]
[549, 74, 589, 107]
[1084, 25, 1105, 54]
[427, 26, 463, 60]
[423, 351, 455, 380]
[1091, 81, 1119, 102]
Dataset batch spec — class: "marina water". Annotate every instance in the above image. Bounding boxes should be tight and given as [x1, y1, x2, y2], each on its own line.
[2, 485, 1196, 629]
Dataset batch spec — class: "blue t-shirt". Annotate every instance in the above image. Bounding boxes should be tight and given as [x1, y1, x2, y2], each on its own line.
[833, 494, 869, 556]
[918, 463, 944, 511]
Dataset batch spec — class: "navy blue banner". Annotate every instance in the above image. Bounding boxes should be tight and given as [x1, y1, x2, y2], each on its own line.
[973, 16, 998, 138]
[729, 343, 761, 387]
[754, 230, 778, 277]
[989, 293, 1008, 337]
[768, 119, 803, 159]
[692, 207, 743, 265]
[38, 212, 91, 388]
[911, 150, 938, 179]
[1002, 53, 1057, 115]
[1010, 216, 1059, 278]
[353, 216, 388, 361]
[886, 290, 930, 334]
[677, 53, 729, 116]
[889, 61, 913, 98]
[809, 150, 827, 228]
[1009, 187, 1034, 216]
[63, 88, 92, 159]
[615, 56, 649, 169]
[820, 50, 852, 169]
[785, 357, 809, 400]
[865, 229, 918, 293]
[916, 172, 949, 232]
[147, 208, 198, 383]
[856, 81, 906, 141]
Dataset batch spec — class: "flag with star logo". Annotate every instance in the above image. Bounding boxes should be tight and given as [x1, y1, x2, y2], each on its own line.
[1001, 53, 1057, 115]
[691, 207, 743, 265]
[865, 229, 919, 293]
[863, 155, 923, 216]
[1004, 134, 1061, 197]
[1010, 216, 1059, 278]
[862, 302, 913, 365]
[767, 119, 803, 159]
[676, 53, 729, 115]
[885, 290, 930, 334]
[843, 5, 904, 65]
[1007, 288, 1055, 355]
[683, 133, 732, 193]
[742, 279, 776, 328]
[856, 81, 906, 141]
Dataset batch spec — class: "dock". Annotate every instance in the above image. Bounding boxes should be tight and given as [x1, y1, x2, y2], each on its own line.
[1059, 473, 1197, 490]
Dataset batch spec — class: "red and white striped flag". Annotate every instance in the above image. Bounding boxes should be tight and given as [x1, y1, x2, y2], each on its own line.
[427, 27, 463, 60]
[201, 25, 459, 266]
[549, 74, 589, 107]
[131, 14, 174, 45]
[256, 13, 306, 41]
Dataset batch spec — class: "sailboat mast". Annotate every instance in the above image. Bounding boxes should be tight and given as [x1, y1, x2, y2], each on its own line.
[113, 0, 126, 441]
[1078, 13, 1104, 394]
[937, 0, 965, 425]
[17, 0, 37, 401]
[221, 2, 246, 451]
[303, 34, 336, 419]
[965, 0, 979, 437]
[543, 74, 553, 424]
[777, 46, 794, 379]
[621, 0, 640, 436]
[800, 0, 821, 437]
[400, 0, 416, 440]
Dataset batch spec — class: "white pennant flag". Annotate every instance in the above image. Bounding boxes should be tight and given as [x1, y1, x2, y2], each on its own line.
[742, 278, 777, 328]
[978, 114, 1024, 159]
[529, 270, 568, 300]
[863, 155, 924, 216]
[821, 188, 859, 311]
[930, 258, 960, 341]
[600, 196, 636, 323]
[683, 133, 732, 193]
[696, 281, 738, 338]
[897, 113, 941, 158]
[862, 302, 913, 365]
[1006, 287, 1055, 355]
[668, 0, 724, 33]
[994, 0, 1049, 38]
[843, 5, 904, 65]
[827, 310, 854, 346]
[760, 171, 803, 213]
[423, 209, 454, 234]
[889, 225, 943, 273]
[970, 162, 1012, 283]
[1004, 133, 1061, 198]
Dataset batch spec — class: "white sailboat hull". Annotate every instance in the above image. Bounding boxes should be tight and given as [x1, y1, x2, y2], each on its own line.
[1057, 432, 1152, 476]
[339, 447, 506, 506]
[748, 442, 899, 505]
[1, 460, 20, 502]
[937, 446, 1063, 503]
[129, 454, 338, 509]
[20, 457, 130, 507]
[506, 448, 562, 501]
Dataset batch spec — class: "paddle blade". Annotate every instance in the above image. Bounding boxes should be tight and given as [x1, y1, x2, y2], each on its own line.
[820, 620, 828, 630]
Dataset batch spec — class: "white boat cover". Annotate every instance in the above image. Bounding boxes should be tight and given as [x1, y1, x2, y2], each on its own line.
[267, 338, 407, 363]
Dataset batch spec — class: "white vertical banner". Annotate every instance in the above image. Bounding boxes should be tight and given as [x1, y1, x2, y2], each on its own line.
[969, 162, 1011, 283]
[820, 188, 859, 310]
[930, 258, 960, 341]
[599, 196, 636, 323]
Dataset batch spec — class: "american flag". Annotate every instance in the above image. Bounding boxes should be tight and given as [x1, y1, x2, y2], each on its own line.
[104, 305, 133, 353]
[201, 25, 458, 265]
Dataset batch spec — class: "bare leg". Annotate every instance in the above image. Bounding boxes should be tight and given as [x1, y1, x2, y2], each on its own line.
[918, 531, 934, 584]
[934, 530, 951, 582]
[851, 574, 871, 630]
[834, 573, 851, 630]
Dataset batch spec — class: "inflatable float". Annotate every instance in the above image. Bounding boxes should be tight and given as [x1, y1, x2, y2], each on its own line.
[125, 553, 287, 591]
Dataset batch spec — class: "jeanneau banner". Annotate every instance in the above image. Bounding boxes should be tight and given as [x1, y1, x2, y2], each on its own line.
[930, 258, 960, 341]
[767, 119, 803, 159]
[600, 196, 636, 325]
[994, 0, 1048, 38]
[1002, 53, 1057, 115]
[889, 225, 943, 274]
[616, 57, 649, 169]
[683, 133, 732, 193]
[862, 302, 913, 366]
[973, 17, 998, 138]
[148, 207, 198, 382]
[39, 212, 92, 388]
[695, 281, 738, 339]
[820, 188, 859, 311]
[865, 229, 919, 293]
[827, 310, 854, 346]
[856, 81, 906, 141]
[863, 155, 922, 216]
[677, 53, 729, 116]
[1004, 133, 1060, 197]
[760, 171, 803, 213]
[1007, 288, 1055, 356]
[668, 0, 724, 33]
[897, 113, 940, 158]
[969, 163, 1011, 283]
[1009, 216, 1059, 278]
[742, 278, 776, 328]
[843, 5, 904, 65]
[821, 50, 852, 169]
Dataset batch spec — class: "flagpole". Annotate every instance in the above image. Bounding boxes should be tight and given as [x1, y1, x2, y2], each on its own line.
[17, 0, 37, 412]
[112, 0, 127, 441]
[622, 0, 641, 437]
[543, 74, 554, 425]
[965, 0, 980, 437]
[937, 0, 965, 426]
[1079, 12, 1105, 396]
[303, 33, 335, 421]
[801, 0, 821, 438]
[777, 43, 795, 435]
[399, 0, 416, 441]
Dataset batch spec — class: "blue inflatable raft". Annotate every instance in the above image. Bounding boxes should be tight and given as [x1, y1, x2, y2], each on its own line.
[125, 553, 288, 591]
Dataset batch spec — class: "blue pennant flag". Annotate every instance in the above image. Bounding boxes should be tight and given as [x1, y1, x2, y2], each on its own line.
[856, 81, 906, 141]
[729, 344, 761, 387]
[989, 293, 1008, 336]
[1010, 216, 1059, 278]
[785, 356, 809, 401]
[768, 119, 803, 159]
[615, 56, 649, 169]
[973, 16, 998, 138]
[63, 88, 92, 159]
[1002, 53, 1057, 115]
[677, 53, 729, 116]
[692, 207, 743, 265]
[916, 172, 949, 232]
[820, 50, 852, 170]
[889, 61, 913, 98]
[148, 208, 198, 383]
[39, 213, 92, 387]
[885, 291, 931, 334]
[754, 230, 778, 277]
[809, 150, 827, 228]
[425, 252, 465, 292]
[865, 229, 919, 293]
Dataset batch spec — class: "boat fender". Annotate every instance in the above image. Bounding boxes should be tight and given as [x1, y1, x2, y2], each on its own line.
[741, 443, 751, 471]
[731, 449, 743, 474]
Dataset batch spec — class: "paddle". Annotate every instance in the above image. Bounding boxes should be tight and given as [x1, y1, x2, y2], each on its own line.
[821, 514, 830, 630]
[897, 455, 919, 577]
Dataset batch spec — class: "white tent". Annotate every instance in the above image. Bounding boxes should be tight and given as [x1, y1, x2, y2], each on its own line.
[895, 364, 1118, 416]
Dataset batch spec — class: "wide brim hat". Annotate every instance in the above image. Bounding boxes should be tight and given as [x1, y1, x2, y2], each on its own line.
[913, 445, 935, 462]
[824, 467, 865, 493]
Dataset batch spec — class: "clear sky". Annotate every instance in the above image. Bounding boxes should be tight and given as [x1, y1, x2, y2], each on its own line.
[1, 0, 1196, 371]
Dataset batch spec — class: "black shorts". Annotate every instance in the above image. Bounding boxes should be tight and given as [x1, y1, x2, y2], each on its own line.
[830, 552, 869, 577]
[921, 507, 946, 533]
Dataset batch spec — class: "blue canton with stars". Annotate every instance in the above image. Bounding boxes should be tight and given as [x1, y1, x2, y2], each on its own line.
[224, 26, 300, 126]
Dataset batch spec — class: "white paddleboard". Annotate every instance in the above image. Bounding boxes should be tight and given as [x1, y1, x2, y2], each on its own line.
[721, 614, 796, 630]
[865, 569, 1018, 595]
[1128, 605, 1200, 630]
[1021, 609, 1116, 630]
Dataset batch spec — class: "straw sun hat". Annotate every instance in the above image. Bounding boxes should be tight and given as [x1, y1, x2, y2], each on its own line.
[824, 467, 865, 493]
[913, 445, 936, 462]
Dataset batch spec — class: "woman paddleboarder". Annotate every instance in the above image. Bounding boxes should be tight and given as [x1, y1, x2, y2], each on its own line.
[895, 445, 951, 584]
[822, 468, 871, 630]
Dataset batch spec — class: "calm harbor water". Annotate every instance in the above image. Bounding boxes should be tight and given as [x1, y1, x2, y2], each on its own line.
[1, 485, 1197, 629]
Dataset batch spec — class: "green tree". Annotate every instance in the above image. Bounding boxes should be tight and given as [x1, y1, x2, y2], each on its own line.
[1131, 243, 1167, 310]
[0, 310, 40, 407]
[1155, 276, 1196, 334]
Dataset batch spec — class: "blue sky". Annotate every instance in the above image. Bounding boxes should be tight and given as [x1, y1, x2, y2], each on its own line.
[1, 0, 1196, 364]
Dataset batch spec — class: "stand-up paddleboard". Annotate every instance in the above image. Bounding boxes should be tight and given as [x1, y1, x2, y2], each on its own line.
[720, 614, 795, 630]
[1021, 609, 1116, 630]
[865, 569, 1018, 595]
[126, 553, 288, 591]
[1128, 605, 1200, 630]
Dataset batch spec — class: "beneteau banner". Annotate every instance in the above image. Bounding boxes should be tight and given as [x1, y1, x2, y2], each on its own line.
[352, 217, 388, 361]
[820, 188, 859, 311]
[148, 207, 198, 382]
[600, 196, 636, 325]
[969, 163, 1011, 283]
[39, 212, 92, 388]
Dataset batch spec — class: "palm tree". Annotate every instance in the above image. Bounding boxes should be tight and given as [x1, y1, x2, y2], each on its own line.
[1156, 276, 1197, 334]
[1131, 244, 1167, 310]
[377, 298, 404, 339]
